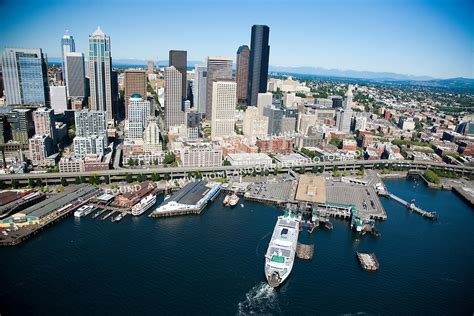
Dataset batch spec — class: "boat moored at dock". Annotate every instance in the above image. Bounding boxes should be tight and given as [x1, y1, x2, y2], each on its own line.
[131, 194, 157, 216]
[74, 204, 95, 218]
[264, 212, 300, 287]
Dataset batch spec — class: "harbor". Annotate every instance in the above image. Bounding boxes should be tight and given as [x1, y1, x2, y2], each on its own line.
[1, 177, 472, 315]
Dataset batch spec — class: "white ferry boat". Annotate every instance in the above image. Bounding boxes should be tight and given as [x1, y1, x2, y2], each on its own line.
[264, 212, 300, 287]
[131, 194, 156, 216]
[74, 204, 95, 218]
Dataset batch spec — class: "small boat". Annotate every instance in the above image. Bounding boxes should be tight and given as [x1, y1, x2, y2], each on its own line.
[222, 194, 230, 206]
[112, 213, 124, 222]
[228, 193, 239, 207]
[164, 194, 171, 201]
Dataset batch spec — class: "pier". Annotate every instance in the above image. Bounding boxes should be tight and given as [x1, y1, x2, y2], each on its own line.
[296, 243, 314, 260]
[386, 192, 437, 220]
[356, 252, 379, 271]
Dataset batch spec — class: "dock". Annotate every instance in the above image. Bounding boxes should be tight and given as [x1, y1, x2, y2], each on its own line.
[101, 210, 116, 220]
[386, 192, 437, 220]
[296, 243, 314, 260]
[356, 252, 379, 271]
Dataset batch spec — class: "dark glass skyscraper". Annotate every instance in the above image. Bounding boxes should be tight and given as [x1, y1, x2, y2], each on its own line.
[236, 45, 250, 104]
[247, 25, 270, 106]
[169, 50, 187, 99]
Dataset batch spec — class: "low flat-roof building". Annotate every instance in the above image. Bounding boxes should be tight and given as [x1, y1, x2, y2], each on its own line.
[295, 175, 326, 204]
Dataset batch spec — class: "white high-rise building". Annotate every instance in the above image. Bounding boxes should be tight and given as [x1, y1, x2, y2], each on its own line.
[164, 66, 185, 130]
[75, 110, 107, 138]
[61, 33, 75, 74]
[257, 92, 273, 116]
[143, 118, 162, 153]
[73, 135, 106, 158]
[50, 86, 68, 114]
[336, 86, 354, 133]
[193, 64, 207, 114]
[243, 106, 268, 144]
[211, 80, 237, 140]
[88, 26, 114, 121]
[127, 94, 151, 139]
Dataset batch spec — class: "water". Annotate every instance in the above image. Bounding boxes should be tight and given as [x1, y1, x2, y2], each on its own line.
[1, 178, 473, 315]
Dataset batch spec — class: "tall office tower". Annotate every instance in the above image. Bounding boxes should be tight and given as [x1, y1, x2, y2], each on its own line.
[164, 66, 185, 130]
[61, 33, 75, 73]
[236, 45, 250, 104]
[0, 68, 4, 98]
[243, 106, 268, 144]
[169, 50, 187, 99]
[205, 57, 232, 118]
[248, 25, 270, 106]
[50, 86, 68, 114]
[74, 110, 107, 138]
[124, 69, 147, 119]
[33, 107, 56, 141]
[211, 80, 237, 140]
[88, 26, 114, 121]
[127, 94, 151, 139]
[2, 48, 49, 106]
[193, 64, 207, 114]
[147, 60, 154, 74]
[143, 118, 161, 153]
[336, 86, 354, 133]
[64, 52, 86, 98]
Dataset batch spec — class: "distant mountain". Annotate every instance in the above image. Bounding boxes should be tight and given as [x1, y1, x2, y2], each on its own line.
[268, 65, 434, 81]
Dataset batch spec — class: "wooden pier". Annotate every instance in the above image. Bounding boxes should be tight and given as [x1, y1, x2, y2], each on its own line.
[356, 252, 379, 271]
[386, 192, 437, 220]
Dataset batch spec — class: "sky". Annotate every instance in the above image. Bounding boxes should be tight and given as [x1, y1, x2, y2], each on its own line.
[0, 0, 473, 79]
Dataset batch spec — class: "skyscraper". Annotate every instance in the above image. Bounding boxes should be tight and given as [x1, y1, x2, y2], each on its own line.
[164, 66, 185, 130]
[75, 110, 107, 138]
[124, 69, 147, 119]
[248, 25, 270, 106]
[205, 57, 232, 118]
[193, 64, 207, 115]
[2, 48, 49, 106]
[61, 33, 75, 73]
[64, 52, 86, 98]
[127, 94, 151, 139]
[88, 26, 114, 121]
[236, 45, 250, 104]
[169, 50, 187, 99]
[336, 86, 354, 133]
[211, 80, 237, 140]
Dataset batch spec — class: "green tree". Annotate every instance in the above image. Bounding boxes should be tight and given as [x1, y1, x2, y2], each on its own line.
[424, 169, 440, 184]
[223, 159, 231, 166]
[125, 173, 133, 183]
[61, 177, 68, 186]
[11, 179, 19, 189]
[28, 178, 36, 187]
[75, 176, 82, 185]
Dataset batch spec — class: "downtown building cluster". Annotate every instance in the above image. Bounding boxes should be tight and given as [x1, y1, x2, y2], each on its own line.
[1, 23, 472, 175]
